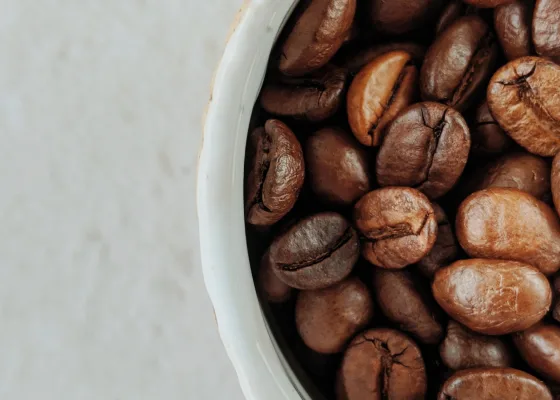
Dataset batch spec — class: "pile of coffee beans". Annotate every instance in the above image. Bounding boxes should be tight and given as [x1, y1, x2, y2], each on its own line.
[244, 0, 560, 398]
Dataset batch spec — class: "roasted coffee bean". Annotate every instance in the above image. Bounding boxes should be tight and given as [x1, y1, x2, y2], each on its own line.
[295, 277, 373, 354]
[552, 152, 560, 219]
[245, 120, 305, 227]
[279, 0, 356, 76]
[463, 0, 514, 7]
[467, 153, 551, 201]
[487, 57, 560, 157]
[369, 0, 444, 35]
[258, 250, 293, 303]
[471, 99, 514, 156]
[514, 323, 560, 383]
[354, 187, 437, 269]
[440, 321, 513, 370]
[435, 0, 477, 35]
[533, 0, 560, 62]
[417, 203, 458, 278]
[347, 51, 418, 147]
[433, 259, 551, 335]
[439, 368, 553, 400]
[456, 188, 560, 276]
[373, 268, 443, 344]
[260, 67, 347, 122]
[266, 212, 359, 290]
[338, 328, 427, 400]
[421, 16, 498, 112]
[376, 102, 471, 199]
[553, 274, 560, 323]
[340, 42, 425, 74]
[305, 127, 371, 206]
[494, 0, 534, 61]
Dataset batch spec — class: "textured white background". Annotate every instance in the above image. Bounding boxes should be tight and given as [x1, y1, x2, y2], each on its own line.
[0, 0, 244, 398]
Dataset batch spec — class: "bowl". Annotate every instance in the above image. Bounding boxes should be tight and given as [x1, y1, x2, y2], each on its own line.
[197, 1, 309, 399]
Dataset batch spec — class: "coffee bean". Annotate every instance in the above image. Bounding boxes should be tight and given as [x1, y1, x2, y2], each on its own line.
[354, 187, 437, 269]
[439, 368, 553, 400]
[267, 212, 359, 290]
[376, 102, 471, 199]
[488, 57, 560, 157]
[494, 0, 535, 61]
[369, 0, 444, 35]
[347, 51, 418, 146]
[245, 119, 305, 227]
[340, 42, 425, 74]
[279, 0, 356, 76]
[456, 188, 560, 276]
[260, 66, 347, 122]
[435, 0, 477, 35]
[417, 203, 458, 279]
[373, 268, 444, 344]
[338, 328, 427, 400]
[258, 250, 294, 303]
[463, 0, 514, 7]
[421, 16, 498, 112]
[440, 321, 514, 370]
[514, 323, 560, 383]
[471, 99, 514, 156]
[433, 259, 551, 335]
[553, 274, 560, 323]
[305, 127, 371, 206]
[295, 277, 373, 354]
[552, 152, 560, 218]
[533, 0, 560, 62]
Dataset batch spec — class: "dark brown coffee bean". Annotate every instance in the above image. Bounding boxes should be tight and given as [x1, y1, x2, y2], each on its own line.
[267, 212, 359, 290]
[552, 152, 560, 219]
[440, 321, 514, 370]
[376, 102, 471, 199]
[369, 0, 444, 35]
[494, 0, 535, 61]
[435, 0, 477, 35]
[373, 268, 444, 344]
[433, 259, 551, 335]
[421, 16, 498, 112]
[533, 0, 560, 61]
[439, 368, 553, 400]
[471, 99, 514, 156]
[488, 57, 560, 157]
[354, 187, 437, 269]
[340, 42, 426, 74]
[553, 273, 560, 323]
[347, 51, 418, 147]
[467, 152, 551, 201]
[305, 127, 371, 206]
[417, 203, 458, 278]
[514, 323, 560, 383]
[456, 188, 560, 276]
[258, 250, 293, 303]
[279, 0, 356, 76]
[338, 328, 427, 400]
[295, 277, 373, 354]
[463, 0, 515, 7]
[260, 67, 347, 122]
[245, 120, 305, 227]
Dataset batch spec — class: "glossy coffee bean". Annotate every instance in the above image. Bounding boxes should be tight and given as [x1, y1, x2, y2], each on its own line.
[279, 0, 356, 76]
[440, 321, 513, 370]
[552, 152, 560, 219]
[305, 127, 370, 206]
[471, 99, 514, 156]
[468, 153, 551, 201]
[266, 212, 359, 290]
[258, 251, 293, 303]
[354, 187, 437, 269]
[421, 16, 498, 112]
[376, 102, 471, 199]
[514, 323, 560, 383]
[435, 0, 476, 35]
[338, 328, 427, 400]
[340, 42, 425, 74]
[494, 0, 534, 61]
[245, 120, 304, 227]
[260, 67, 347, 122]
[433, 259, 551, 335]
[369, 0, 444, 35]
[456, 188, 560, 276]
[417, 203, 458, 279]
[463, 0, 514, 7]
[373, 268, 443, 344]
[488, 57, 560, 157]
[533, 0, 560, 61]
[439, 368, 553, 400]
[347, 51, 418, 147]
[295, 277, 373, 354]
[553, 274, 560, 323]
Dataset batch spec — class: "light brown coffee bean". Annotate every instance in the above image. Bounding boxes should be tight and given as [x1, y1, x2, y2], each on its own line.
[514, 323, 560, 383]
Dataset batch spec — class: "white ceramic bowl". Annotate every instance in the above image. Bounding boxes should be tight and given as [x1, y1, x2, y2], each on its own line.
[197, 1, 312, 399]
